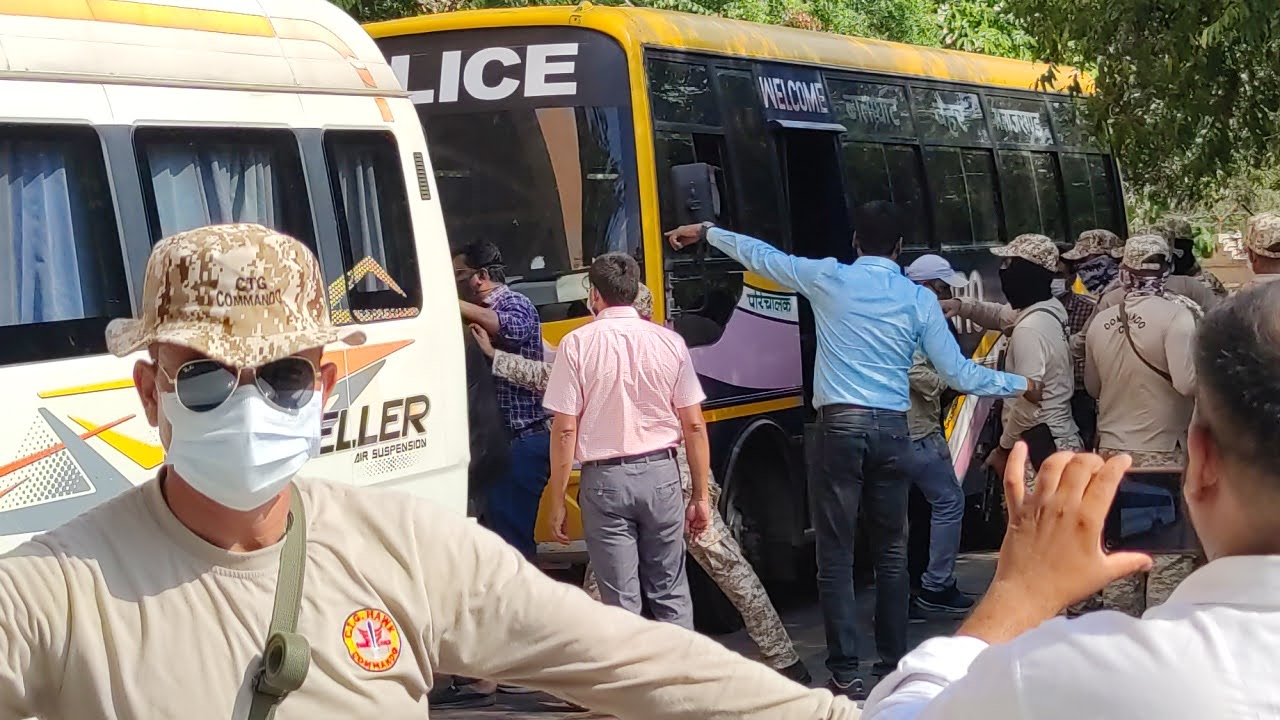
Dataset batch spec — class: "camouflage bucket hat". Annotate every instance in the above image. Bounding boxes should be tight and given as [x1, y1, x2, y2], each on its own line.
[1062, 229, 1122, 261]
[106, 224, 365, 368]
[990, 233, 1061, 272]
[1245, 212, 1280, 259]
[1161, 216, 1194, 242]
[1116, 234, 1172, 271]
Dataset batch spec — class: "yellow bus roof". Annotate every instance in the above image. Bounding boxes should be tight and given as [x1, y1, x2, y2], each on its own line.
[367, 4, 1091, 96]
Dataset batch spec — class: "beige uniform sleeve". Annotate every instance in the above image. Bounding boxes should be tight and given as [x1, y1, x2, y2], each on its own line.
[1165, 309, 1198, 397]
[0, 542, 68, 718]
[1169, 275, 1216, 314]
[1083, 321, 1102, 400]
[423, 509, 855, 719]
[958, 299, 1016, 333]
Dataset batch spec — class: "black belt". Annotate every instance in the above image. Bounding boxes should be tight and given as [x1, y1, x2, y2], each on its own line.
[582, 447, 675, 468]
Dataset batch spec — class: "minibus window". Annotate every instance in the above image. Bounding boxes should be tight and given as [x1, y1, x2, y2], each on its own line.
[323, 131, 421, 322]
[136, 128, 315, 247]
[0, 124, 128, 362]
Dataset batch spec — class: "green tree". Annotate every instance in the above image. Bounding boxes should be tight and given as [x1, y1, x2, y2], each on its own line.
[935, 0, 1034, 60]
[1005, 0, 1280, 206]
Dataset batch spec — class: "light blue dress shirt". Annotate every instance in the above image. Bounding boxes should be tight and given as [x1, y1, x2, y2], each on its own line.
[707, 228, 1027, 411]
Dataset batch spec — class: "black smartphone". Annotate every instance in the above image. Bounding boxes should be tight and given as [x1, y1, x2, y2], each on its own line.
[1102, 470, 1200, 554]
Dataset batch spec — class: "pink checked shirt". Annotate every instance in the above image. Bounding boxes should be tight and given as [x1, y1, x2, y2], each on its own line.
[543, 306, 706, 463]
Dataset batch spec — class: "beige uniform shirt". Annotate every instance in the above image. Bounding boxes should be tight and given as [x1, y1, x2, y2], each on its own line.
[1085, 295, 1197, 455]
[999, 299, 1078, 449]
[0, 476, 854, 720]
[1072, 275, 1214, 359]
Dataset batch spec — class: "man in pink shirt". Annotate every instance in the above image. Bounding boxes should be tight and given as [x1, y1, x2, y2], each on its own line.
[544, 253, 712, 629]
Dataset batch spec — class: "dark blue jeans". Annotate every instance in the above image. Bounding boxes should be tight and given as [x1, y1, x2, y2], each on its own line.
[900, 432, 963, 593]
[485, 428, 551, 559]
[806, 406, 910, 684]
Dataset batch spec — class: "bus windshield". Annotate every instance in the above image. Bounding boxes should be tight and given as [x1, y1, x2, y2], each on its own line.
[384, 27, 638, 318]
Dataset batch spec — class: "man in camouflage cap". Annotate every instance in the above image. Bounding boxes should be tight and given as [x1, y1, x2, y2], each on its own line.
[0, 224, 861, 720]
[1162, 216, 1228, 298]
[1062, 229, 1123, 297]
[1083, 233, 1202, 617]
[1244, 211, 1280, 287]
[467, 283, 811, 690]
[981, 235, 1082, 483]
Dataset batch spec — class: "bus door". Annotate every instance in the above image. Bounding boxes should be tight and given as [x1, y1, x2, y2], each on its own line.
[777, 127, 852, 418]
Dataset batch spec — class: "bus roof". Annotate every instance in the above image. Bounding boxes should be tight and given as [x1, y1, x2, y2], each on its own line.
[0, 0, 402, 96]
[367, 4, 1091, 96]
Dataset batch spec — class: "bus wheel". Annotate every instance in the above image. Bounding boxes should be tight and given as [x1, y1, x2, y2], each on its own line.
[720, 432, 807, 600]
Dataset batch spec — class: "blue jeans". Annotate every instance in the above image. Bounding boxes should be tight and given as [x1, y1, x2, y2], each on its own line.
[806, 406, 909, 684]
[901, 432, 963, 593]
[485, 429, 550, 559]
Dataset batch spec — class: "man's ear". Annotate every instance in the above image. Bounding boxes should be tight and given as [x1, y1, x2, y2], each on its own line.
[892, 238, 904, 261]
[134, 359, 160, 428]
[1184, 421, 1221, 505]
[320, 362, 339, 405]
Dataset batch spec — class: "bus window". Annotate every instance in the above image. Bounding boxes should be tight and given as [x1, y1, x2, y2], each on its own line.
[1049, 100, 1102, 150]
[136, 128, 314, 247]
[841, 142, 929, 248]
[912, 88, 990, 144]
[988, 96, 1054, 147]
[924, 147, 1001, 246]
[647, 59, 720, 127]
[1062, 153, 1120, 238]
[0, 124, 129, 363]
[714, 69, 784, 246]
[828, 79, 915, 141]
[428, 105, 640, 322]
[999, 150, 1066, 242]
[324, 131, 422, 323]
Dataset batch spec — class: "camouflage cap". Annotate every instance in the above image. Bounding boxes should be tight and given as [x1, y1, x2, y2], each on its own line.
[1245, 212, 1280, 259]
[1061, 229, 1122, 261]
[990, 233, 1060, 272]
[634, 284, 654, 321]
[1115, 234, 1172, 271]
[106, 224, 365, 368]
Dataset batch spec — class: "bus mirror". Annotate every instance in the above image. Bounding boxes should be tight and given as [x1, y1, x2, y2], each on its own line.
[671, 163, 722, 226]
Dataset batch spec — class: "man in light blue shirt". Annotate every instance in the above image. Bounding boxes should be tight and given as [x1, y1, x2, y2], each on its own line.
[667, 201, 1035, 700]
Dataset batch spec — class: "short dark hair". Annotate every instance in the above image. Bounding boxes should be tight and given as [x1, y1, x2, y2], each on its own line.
[1196, 281, 1280, 487]
[852, 201, 904, 257]
[588, 252, 640, 307]
[454, 241, 506, 284]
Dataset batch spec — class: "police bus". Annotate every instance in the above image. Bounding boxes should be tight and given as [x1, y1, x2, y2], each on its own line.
[369, 4, 1126, 617]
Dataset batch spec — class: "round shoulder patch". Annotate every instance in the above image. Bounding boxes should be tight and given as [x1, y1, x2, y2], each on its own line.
[342, 608, 402, 672]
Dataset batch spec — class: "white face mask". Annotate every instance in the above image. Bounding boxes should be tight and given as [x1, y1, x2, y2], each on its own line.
[161, 385, 322, 511]
[1050, 277, 1068, 296]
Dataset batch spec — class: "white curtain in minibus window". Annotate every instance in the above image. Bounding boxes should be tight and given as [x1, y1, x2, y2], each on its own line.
[0, 140, 108, 325]
[146, 143, 279, 237]
[330, 143, 391, 293]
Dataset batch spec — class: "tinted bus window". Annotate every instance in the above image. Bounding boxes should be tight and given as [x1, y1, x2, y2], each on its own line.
[842, 142, 929, 248]
[828, 80, 915, 140]
[924, 147, 1000, 246]
[136, 128, 314, 247]
[989, 96, 1054, 146]
[324, 131, 422, 323]
[913, 89, 990, 144]
[648, 59, 720, 126]
[1000, 150, 1066, 241]
[1062, 153, 1119, 237]
[715, 69, 784, 244]
[1049, 100, 1102, 149]
[403, 28, 640, 323]
[0, 124, 128, 363]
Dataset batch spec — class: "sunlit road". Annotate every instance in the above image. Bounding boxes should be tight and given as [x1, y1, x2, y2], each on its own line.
[434, 554, 999, 719]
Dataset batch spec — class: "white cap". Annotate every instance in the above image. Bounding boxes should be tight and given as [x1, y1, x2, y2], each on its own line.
[906, 254, 969, 288]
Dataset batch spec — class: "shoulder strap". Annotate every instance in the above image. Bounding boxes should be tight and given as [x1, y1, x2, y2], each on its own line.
[1014, 307, 1069, 340]
[248, 486, 311, 720]
[1118, 296, 1173, 384]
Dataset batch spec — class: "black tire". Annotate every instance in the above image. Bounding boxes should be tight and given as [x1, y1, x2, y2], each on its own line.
[688, 552, 745, 635]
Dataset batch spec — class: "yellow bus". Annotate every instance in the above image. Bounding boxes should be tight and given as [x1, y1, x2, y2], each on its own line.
[367, 4, 1123, 616]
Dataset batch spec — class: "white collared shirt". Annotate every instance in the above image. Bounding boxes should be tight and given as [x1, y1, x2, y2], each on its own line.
[864, 556, 1280, 719]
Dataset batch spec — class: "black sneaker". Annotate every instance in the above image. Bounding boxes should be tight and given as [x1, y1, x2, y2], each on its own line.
[825, 677, 867, 701]
[776, 659, 812, 685]
[914, 582, 975, 615]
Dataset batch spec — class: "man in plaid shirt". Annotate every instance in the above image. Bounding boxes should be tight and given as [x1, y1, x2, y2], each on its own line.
[455, 241, 550, 560]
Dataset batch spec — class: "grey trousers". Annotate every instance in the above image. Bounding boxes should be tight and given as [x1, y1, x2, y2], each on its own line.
[579, 456, 693, 629]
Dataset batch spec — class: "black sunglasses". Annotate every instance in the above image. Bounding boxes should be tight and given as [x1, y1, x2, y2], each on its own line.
[158, 356, 318, 413]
